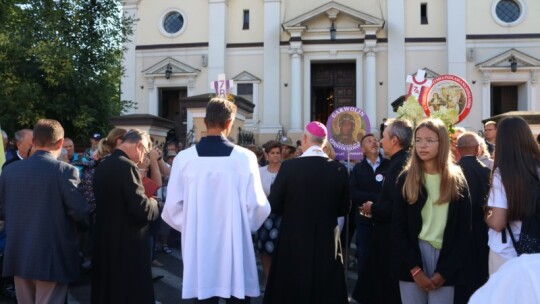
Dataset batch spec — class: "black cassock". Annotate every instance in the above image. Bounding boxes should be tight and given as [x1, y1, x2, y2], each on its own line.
[91, 149, 158, 304]
[263, 156, 350, 304]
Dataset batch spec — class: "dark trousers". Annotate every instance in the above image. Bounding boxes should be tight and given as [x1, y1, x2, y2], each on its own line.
[352, 219, 375, 303]
[355, 219, 374, 277]
[194, 296, 251, 304]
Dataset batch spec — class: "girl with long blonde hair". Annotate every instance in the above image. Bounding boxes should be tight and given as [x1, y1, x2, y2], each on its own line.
[393, 118, 471, 304]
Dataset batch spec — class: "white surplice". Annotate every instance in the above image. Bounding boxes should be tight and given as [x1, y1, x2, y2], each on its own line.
[162, 145, 270, 299]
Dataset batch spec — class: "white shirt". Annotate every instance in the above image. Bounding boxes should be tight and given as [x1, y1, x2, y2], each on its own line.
[487, 169, 522, 260]
[366, 156, 381, 172]
[259, 166, 277, 196]
[162, 145, 271, 299]
[469, 253, 540, 303]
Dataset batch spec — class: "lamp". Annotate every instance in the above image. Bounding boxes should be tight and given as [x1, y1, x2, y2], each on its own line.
[330, 21, 336, 41]
[510, 56, 517, 73]
[165, 63, 173, 79]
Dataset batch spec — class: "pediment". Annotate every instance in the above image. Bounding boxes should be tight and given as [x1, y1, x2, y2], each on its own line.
[142, 57, 200, 77]
[477, 49, 540, 71]
[232, 71, 261, 83]
[282, 1, 384, 29]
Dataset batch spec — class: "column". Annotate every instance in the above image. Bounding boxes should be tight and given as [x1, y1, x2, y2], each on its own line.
[362, 26, 379, 133]
[530, 71, 538, 111]
[260, 0, 282, 134]
[289, 47, 303, 132]
[121, 0, 139, 114]
[364, 49, 377, 132]
[481, 72, 491, 119]
[447, 0, 466, 76]
[286, 26, 305, 133]
[208, 0, 228, 83]
[147, 78, 158, 116]
[386, 0, 406, 117]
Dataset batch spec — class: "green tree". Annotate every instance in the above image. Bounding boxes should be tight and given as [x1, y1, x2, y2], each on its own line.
[0, 0, 134, 144]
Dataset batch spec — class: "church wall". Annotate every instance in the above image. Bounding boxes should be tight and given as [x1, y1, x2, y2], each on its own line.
[404, 0, 446, 38]
[227, 47, 265, 125]
[375, 46, 389, 127]
[137, 0, 209, 45]
[467, 0, 540, 34]
[227, 0, 264, 43]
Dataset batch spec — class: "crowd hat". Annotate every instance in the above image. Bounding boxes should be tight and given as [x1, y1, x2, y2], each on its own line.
[279, 136, 296, 148]
[91, 132, 102, 140]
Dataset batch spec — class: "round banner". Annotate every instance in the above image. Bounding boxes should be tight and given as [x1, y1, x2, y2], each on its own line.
[326, 106, 370, 161]
[419, 74, 473, 124]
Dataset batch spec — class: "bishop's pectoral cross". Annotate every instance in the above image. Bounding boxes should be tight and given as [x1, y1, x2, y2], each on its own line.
[210, 74, 234, 98]
[406, 69, 432, 99]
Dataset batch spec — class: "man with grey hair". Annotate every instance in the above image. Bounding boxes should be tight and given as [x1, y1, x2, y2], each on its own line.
[91, 128, 160, 304]
[360, 118, 412, 304]
[264, 121, 350, 304]
[455, 131, 491, 303]
[483, 121, 497, 156]
[2, 129, 33, 169]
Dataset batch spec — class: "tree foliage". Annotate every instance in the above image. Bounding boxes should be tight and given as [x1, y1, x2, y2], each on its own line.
[0, 0, 134, 144]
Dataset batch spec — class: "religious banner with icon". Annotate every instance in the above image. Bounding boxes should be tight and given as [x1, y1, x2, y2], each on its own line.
[326, 106, 370, 161]
[419, 74, 473, 124]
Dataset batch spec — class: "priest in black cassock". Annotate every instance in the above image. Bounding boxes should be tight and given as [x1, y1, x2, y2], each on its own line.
[455, 132, 491, 304]
[91, 129, 160, 304]
[263, 121, 350, 304]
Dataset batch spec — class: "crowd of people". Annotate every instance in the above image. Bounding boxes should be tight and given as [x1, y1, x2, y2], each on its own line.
[1, 97, 540, 304]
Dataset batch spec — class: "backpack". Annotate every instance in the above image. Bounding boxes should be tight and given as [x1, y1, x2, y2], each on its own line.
[506, 183, 540, 256]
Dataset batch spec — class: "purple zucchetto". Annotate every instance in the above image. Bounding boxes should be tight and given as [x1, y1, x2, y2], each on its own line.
[305, 121, 327, 138]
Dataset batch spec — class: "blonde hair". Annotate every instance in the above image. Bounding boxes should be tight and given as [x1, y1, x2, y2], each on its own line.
[322, 142, 336, 159]
[402, 119, 466, 204]
[96, 127, 127, 159]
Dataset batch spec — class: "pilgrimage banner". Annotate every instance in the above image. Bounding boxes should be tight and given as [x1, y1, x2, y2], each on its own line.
[419, 74, 473, 124]
[326, 106, 370, 161]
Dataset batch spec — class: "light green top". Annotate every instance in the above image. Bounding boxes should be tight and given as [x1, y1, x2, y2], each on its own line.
[418, 173, 449, 250]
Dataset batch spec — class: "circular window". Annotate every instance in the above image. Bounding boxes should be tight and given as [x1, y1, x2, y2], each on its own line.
[496, 0, 520, 22]
[491, 0, 526, 26]
[164, 12, 184, 34]
[159, 9, 186, 37]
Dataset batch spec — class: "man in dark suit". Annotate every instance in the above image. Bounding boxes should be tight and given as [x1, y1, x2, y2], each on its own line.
[361, 118, 412, 304]
[263, 121, 350, 304]
[350, 134, 390, 303]
[0, 119, 89, 303]
[91, 128, 160, 304]
[455, 132, 491, 304]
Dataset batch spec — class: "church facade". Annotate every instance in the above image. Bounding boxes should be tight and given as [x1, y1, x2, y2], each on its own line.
[121, 0, 540, 144]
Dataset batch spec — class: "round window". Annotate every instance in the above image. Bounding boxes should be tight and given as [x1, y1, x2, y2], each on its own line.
[159, 9, 186, 37]
[164, 12, 184, 34]
[491, 0, 525, 26]
[496, 0, 520, 22]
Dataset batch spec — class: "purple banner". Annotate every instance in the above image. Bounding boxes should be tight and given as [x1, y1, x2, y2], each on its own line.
[326, 107, 371, 161]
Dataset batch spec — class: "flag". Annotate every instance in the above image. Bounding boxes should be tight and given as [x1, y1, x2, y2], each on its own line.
[0, 126, 5, 172]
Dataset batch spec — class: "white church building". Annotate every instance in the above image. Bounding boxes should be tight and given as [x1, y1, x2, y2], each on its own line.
[121, 0, 540, 144]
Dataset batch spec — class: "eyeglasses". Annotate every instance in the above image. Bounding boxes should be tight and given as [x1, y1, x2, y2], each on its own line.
[414, 138, 439, 145]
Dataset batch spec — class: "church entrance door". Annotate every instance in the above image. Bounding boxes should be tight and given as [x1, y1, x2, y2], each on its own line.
[159, 87, 187, 142]
[311, 62, 356, 124]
